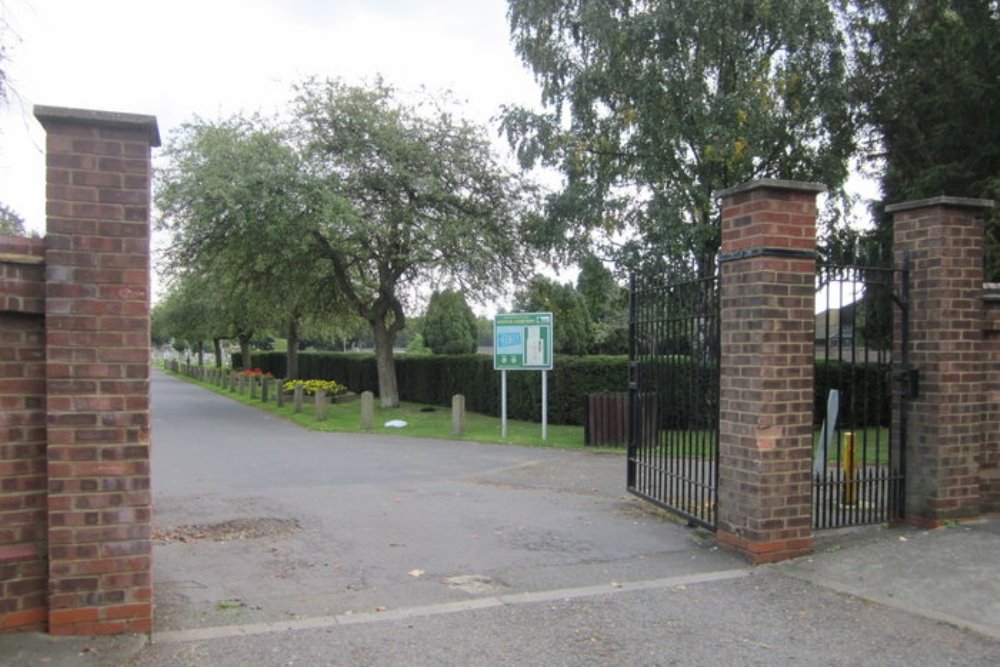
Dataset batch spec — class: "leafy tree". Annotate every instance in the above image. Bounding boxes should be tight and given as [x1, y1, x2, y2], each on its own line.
[152, 273, 219, 365]
[576, 254, 628, 354]
[156, 114, 338, 375]
[476, 316, 494, 348]
[405, 332, 432, 355]
[840, 0, 1000, 272]
[423, 290, 478, 354]
[503, 0, 854, 277]
[0, 203, 25, 235]
[514, 275, 592, 355]
[294, 77, 540, 406]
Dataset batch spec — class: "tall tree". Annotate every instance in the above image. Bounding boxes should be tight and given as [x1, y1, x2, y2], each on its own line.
[840, 0, 1000, 270]
[294, 77, 539, 406]
[156, 114, 335, 374]
[153, 273, 220, 366]
[503, 0, 854, 277]
[423, 290, 478, 354]
[576, 253, 628, 354]
[514, 275, 592, 355]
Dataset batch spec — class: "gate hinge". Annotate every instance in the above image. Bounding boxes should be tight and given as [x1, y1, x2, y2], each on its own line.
[894, 366, 919, 398]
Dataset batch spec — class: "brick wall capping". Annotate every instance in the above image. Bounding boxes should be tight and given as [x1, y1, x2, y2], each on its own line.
[34, 105, 160, 147]
[0, 251, 45, 265]
[885, 196, 994, 214]
[714, 178, 826, 200]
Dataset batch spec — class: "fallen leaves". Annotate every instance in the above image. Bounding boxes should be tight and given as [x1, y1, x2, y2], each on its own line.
[153, 518, 300, 543]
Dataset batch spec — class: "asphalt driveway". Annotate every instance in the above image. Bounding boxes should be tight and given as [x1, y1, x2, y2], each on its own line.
[77, 369, 994, 666]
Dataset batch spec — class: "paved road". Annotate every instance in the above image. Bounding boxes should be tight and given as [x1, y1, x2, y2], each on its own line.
[2, 369, 997, 666]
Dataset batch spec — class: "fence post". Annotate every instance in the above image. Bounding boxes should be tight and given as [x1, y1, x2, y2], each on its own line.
[888, 196, 994, 524]
[261, 377, 269, 403]
[715, 178, 822, 564]
[293, 384, 304, 413]
[275, 379, 285, 407]
[361, 391, 375, 430]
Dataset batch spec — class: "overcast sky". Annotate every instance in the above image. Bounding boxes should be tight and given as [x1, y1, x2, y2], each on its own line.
[0, 0, 542, 236]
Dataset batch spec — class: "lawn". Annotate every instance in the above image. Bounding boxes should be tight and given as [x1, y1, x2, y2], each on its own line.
[164, 368, 608, 451]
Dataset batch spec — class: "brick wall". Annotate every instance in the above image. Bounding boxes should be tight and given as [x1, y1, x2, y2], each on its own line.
[0, 106, 159, 635]
[0, 236, 48, 631]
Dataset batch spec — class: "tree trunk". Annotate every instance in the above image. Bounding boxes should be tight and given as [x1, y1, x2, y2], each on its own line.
[237, 332, 253, 371]
[197, 341, 205, 367]
[372, 322, 399, 408]
[214, 338, 223, 368]
[287, 316, 300, 381]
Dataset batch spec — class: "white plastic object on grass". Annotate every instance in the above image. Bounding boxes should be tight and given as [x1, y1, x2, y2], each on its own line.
[384, 420, 408, 428]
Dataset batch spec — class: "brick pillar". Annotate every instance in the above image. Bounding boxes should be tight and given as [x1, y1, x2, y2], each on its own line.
[34, 106, 160, 635]
[888, 196, 994, 524]
[716, 179, 822, 564]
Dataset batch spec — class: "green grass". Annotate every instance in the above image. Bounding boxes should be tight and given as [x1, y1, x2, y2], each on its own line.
[164, 368, 610, 451]
[814, 427, 892, 464]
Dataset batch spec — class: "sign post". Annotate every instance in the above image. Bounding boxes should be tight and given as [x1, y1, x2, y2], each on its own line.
[494, 312, 554, 439]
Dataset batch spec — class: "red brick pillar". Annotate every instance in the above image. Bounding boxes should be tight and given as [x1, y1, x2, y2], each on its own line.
[888, 196, 994, 524]
[716, 179, 822, 564]
[35, 106, 159, 635]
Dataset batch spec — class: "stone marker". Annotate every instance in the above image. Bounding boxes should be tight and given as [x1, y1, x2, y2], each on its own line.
[315, 389, 327, 421]
[452, 394, 466, 436]
[361, 391, 375, 430]
[293, 384, 304, 413]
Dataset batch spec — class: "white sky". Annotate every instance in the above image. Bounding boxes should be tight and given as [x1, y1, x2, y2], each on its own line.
[0, 0, 543, 237]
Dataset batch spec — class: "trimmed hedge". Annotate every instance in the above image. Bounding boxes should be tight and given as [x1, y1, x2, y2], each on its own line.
[234, 351, 892, 428]
[236, 351, 628, 426]
[814, 359, 892, 427]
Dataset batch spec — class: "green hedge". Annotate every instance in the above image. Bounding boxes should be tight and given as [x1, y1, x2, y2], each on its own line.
[814, 359, 892, 427]
[234, 351, 892, 428]
[235, 351, 628, 426]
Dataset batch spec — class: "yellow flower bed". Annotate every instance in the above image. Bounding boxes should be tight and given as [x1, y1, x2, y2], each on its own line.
[282, 379, 348, 396]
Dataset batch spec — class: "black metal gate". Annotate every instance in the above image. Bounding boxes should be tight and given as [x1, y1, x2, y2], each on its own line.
[813, 258, 910, 528]
[627, 273, 720, 530]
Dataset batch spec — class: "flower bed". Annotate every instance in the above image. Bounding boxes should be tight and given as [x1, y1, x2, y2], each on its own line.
[282, 379, 348, 397]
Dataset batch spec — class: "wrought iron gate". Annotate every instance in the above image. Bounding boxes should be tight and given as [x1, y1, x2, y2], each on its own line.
[627, 273, 720, 530]
[813, 258, 910, 529]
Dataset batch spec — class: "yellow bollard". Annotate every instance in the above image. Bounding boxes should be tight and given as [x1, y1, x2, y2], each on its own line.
[842, 432, 857, 506]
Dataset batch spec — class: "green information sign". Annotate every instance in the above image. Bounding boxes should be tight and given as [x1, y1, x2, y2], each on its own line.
[493, 312, 553, 371]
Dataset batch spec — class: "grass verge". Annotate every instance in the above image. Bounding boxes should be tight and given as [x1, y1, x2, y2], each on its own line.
[162, 368, 617, 452]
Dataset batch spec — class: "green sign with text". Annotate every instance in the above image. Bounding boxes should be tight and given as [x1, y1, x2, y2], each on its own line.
[493, 312, 553, 370]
